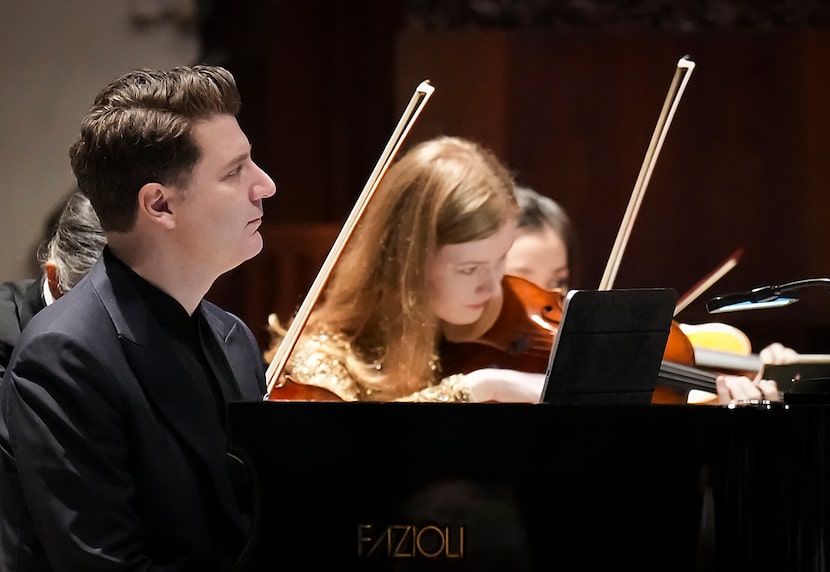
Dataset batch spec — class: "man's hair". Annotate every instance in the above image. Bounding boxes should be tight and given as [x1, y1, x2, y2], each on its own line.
[69, 65, 241, 232]
[37, 189, 105, 293]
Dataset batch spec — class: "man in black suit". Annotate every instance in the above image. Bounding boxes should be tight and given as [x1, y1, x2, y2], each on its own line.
[0, 65, 276, 571]
[0, 190, 104, 379]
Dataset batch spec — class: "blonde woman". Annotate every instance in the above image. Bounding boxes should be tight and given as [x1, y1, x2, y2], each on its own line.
[268, 136, 777, 405]
[270, 136, 542, 402]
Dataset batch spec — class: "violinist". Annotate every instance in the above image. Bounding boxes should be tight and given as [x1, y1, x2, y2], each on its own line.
[0, 65, 275, 571]
[267, 136, 541, 402]
[504, 185, 784, 405]
[266, 136, 773, 405]
[505, 185, 579, 295]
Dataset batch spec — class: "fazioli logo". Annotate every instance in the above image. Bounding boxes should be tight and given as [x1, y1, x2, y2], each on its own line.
[357, 524, 465, 558]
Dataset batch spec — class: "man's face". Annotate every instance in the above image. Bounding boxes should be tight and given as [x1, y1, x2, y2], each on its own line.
[171, 114, 276, 275]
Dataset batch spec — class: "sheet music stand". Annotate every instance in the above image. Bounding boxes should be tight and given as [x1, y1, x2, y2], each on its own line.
[541, 288, 678, 405]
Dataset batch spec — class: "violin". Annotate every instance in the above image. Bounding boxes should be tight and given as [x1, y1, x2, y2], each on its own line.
[659, 322, 757, 405]
[680, 322, 759, 375]
[440, 57, 708, 404]
[440, 274, 564, 376]
[268, 377, 342, 401]
[439, 274, 699, 404]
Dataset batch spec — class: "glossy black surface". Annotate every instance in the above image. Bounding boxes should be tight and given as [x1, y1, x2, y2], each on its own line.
[229, 401, 829, 571]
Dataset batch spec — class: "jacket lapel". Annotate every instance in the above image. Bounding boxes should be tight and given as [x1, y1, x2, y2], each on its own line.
[201, 303, 266, 401]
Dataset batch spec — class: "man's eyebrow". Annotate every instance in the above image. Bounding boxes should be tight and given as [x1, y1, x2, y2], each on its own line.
[221, 150, 250, 170]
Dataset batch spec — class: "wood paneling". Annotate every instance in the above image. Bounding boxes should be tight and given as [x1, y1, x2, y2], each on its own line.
[207, 13, 830, 355]
[396, 29, 830, 353]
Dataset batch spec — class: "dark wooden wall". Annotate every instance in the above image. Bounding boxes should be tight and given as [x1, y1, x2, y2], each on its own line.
[206, 1, 402, 347]
[205, 3, 830, 356]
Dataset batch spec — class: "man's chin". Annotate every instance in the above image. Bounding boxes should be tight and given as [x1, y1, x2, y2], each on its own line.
[244, 235, 265, 260]
[222, 239, 265, 274]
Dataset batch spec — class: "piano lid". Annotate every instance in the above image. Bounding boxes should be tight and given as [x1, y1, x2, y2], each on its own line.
[229, 401, 829, 571]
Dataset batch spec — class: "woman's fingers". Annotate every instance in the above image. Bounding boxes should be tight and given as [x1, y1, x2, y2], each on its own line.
[759, 342, 799, 365]
[715, 374, 780, 404]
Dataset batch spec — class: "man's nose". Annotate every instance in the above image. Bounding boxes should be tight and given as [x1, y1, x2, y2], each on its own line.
[253, 163, 277, 199]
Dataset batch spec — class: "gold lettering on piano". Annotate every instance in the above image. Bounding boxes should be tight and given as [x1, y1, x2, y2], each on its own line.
[357, 524, 465, 558]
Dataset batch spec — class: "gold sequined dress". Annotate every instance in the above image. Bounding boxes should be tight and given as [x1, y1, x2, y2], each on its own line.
[288, 331, 472, 402]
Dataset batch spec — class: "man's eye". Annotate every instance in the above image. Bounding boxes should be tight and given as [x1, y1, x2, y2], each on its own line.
[227, 165, 242, 178]
[459, 266, 478, 276]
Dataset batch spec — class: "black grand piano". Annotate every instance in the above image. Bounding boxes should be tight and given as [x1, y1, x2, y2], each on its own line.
[228, 400, 829, 571]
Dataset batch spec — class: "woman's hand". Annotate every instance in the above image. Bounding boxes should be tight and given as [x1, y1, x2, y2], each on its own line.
[715, 374, 779, 405]
[464, 368, 545, 403]
[758, 342, 799, 365]
[463, 368, 782, 406]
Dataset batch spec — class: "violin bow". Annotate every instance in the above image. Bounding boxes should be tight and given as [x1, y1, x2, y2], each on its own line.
[264, 80, 436, 398]
[598, 56, 696, 291]
[674, 247, 744, 316]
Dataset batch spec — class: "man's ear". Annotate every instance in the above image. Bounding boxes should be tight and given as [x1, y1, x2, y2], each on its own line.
[44, 261, 62, 300]
[137, 183, 176, 230]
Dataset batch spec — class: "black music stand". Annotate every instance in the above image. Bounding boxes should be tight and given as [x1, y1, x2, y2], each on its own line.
[541, 288, 677, 405]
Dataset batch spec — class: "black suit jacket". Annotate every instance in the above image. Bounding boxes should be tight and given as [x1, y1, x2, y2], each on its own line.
[0, 278, 46, 380]
[0, 252, 266, 571]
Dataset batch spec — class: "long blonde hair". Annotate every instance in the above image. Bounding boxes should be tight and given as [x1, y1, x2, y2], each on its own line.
[299, 136, 517, 398]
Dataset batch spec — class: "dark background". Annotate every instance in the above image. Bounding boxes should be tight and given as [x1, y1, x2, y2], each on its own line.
[200, 1, 830, 357]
